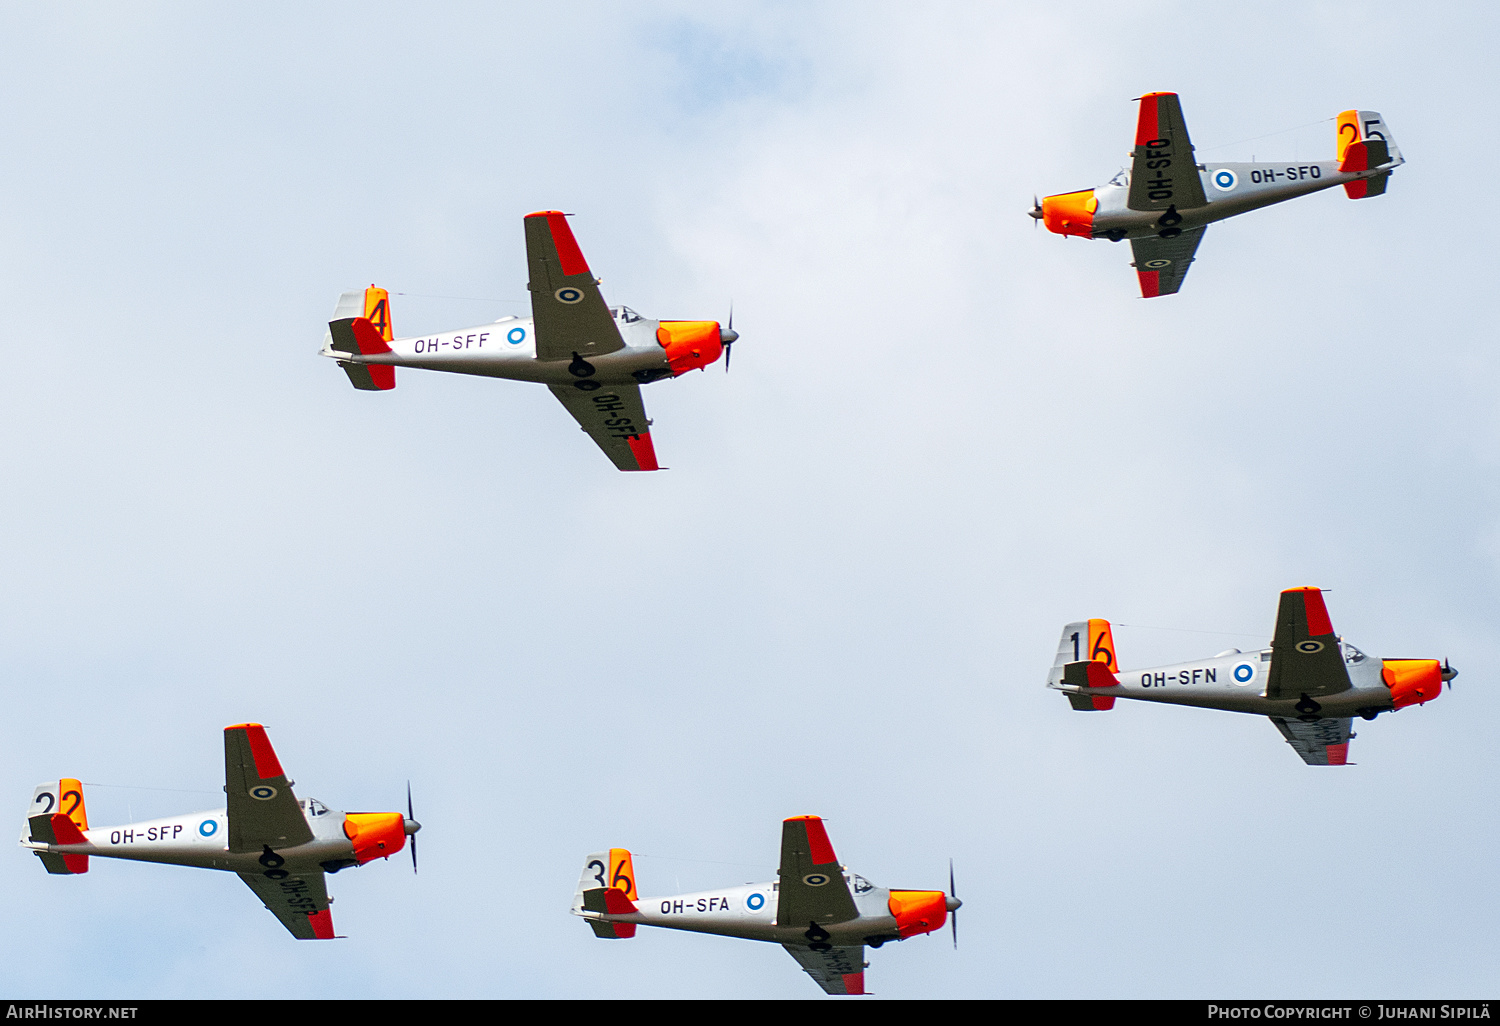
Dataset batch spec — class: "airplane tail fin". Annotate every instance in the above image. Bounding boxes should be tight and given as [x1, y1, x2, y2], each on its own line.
[572, 849, 639, 939]
[1336, 111, 1402, 198]
[1048, 620, 1120, 711]
[327, 286, 396, 391]
[21, 779, 90, 875]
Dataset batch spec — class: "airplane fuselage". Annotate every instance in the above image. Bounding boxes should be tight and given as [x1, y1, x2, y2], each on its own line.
[20, 799, 370, 875]
[324, 310, 682, 387]
[1040, 157, 1398, 244]
[581, 874, 924, 948]
[1093, 161, 1360, 240]
[1056, 644, 1400, 718]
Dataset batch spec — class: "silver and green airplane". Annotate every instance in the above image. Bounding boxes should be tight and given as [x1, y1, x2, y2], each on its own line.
[1031, 93, 1404, 296]
[20, 724, 419, 937]
[571, 816, 960, 995]
[1047, 588, 1454, 765]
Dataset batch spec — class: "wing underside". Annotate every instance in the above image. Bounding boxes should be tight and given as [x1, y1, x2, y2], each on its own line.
[783, 944, 866, 995]
[239, 870, 335, 939]
[1265, 588, 1352, 700]
[777, 817, 859, 930]
[524, 211, 624, 362]
[1128, 92, 1207, 212]
[1129, 227, 1205, 297]
[547, 383, 660, 471]
[1271, 716, 1353, 766]
[223, 724, 312, 854]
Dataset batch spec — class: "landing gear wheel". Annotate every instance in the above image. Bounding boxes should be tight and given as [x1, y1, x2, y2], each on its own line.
[1158, 227, 1182, 239]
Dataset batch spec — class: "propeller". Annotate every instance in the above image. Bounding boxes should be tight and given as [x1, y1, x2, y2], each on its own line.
[720, 304, 738, 373]
[947, 858, 961, 949]
[1029, 195, 1044, 226]
[404, 781, 421, 874]
[1442, 658, 1458, 688]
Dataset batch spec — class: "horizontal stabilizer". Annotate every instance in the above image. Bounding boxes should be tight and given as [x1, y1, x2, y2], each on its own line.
[1338, 138, 1391, 174]
[1344, 171, 1391, 200]
[339, 362, 395, 391]
[329, 316, 395, 391]
[1062, 659, 1118, 710]
[28, 813, 89, 874]
[581, 887, 638, 938]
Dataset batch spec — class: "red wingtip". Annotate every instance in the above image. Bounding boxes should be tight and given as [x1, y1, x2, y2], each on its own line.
[1297, 588, 1334, 636]
[227, 723, 285, 780]
[625, 434, 659, 472]
[842, 972, 865, 995]
[526, 210, 589, 276]
[800, 816, 838, 865]
[308, 909, 335, 939]
[1135, 93, 1169, 146]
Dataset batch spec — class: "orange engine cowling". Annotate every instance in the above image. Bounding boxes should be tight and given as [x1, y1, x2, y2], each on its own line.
[887, 889, 948, 939]
[343, 812, 407, 864]
[1041, 190, 1097, 238]
[1382, 659, 1443, 710]
[657, 321, 723, 375]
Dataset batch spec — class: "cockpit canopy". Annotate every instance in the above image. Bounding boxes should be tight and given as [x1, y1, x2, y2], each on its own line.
[1342, 641, 1367, 663]
[1107, 168, 1129, 188]
[610, 306, 643, 323]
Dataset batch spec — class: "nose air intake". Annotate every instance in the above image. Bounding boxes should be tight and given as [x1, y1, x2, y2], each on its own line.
[1382, 659, 1446, 710]
[1037, 190, 1098, 237]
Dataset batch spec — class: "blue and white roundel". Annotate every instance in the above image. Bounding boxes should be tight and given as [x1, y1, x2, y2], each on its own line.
[1233, 662, 1256, 685]
[506, 326, 526, 345]
[1211, 168, 1238, 191]
[746, 892, 766, 912]
[199, 819, 218, 837]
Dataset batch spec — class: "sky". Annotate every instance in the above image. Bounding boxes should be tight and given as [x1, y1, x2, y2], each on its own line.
[0, 0, 1496, 999]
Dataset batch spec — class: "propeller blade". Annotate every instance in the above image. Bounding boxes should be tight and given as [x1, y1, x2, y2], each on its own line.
[407, 781, 418, 874]
[949, 858, 958, 950]
[721, 302, 737, 373]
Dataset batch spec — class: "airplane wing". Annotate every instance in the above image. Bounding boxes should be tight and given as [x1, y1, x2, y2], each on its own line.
[1128, 91, 1207, 211]
[524, 211, 624, 362]
[238, 870, 336, 939]
[1130, 226, 1205, 297]
[1265, 588, 1352, 700]
[547, 383, 660, 471]
[782, 944, 866, 995]
[223, 724, 313, 854]
[777, 816, 858, 930]
[1270, 716, 1353, 766]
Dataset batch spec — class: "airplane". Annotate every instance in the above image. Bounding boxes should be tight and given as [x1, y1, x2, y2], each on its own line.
[1030, 94, 1404, 296]
[1046, 587, 1455, 765]
[320, 210, 738, 471]
[18, 723, 420, 939]
[570, 815, 960, 996]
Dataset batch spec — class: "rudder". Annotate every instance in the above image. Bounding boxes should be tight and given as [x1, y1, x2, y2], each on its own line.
[328, 286, 396, 391]
[1336, 111, 1402, 198]
[1048, 620, 1119, 710]
[22, 779, 89, 874]
[573, 848, 639, 939]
